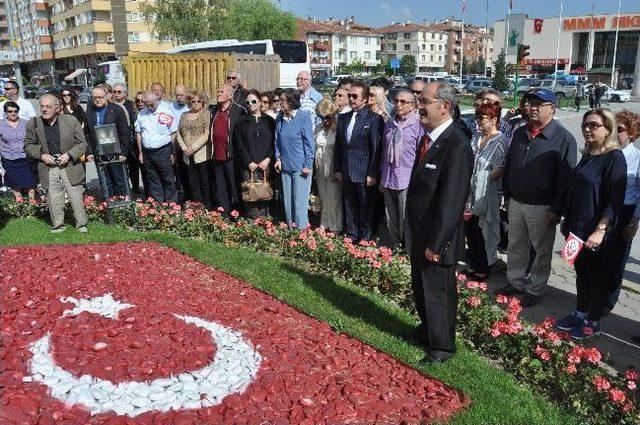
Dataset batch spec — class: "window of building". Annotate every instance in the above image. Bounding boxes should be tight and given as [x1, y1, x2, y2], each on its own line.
[365, 37, 371, 45]
[403, 32, 411, 39]
[364, 51, 371, 59]
[439, 34, 443, 40]
[421, 55, 425, 61]
[390, 43, 396, 50]
[431, 44, 435, 51]
[404, 44, 410, 51]
[439, 45, 443, 51]
[126, 12, 140, 23]
[350, 51, 356, 59]
[128, 32, 140, 42]
[439, 55, 443, 62]
[422, 44, 425, 50]
[430, 55, 434, 62]
[431, 33, 435, 39]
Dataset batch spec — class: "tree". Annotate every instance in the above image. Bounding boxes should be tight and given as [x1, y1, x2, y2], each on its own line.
[400, 55, 416, 75]
[141, 0, 295, 45]
[492, 49, 510, 92]
[338, 58, 366, 75]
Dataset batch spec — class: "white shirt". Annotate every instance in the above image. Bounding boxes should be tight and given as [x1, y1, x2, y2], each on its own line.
[622, 143, 640, 217]
[282, 109, 297, 123]
[134, 102, 178, 149]
[427, 117, 454, 143]
[0, 97, 36, 121]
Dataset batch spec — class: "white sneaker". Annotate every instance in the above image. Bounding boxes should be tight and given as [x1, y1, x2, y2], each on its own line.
[51, 226, 66, 234]
[77, 226, 88, 233]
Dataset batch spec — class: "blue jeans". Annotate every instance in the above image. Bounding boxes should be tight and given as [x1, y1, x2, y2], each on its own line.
[281, 169, 312, 229]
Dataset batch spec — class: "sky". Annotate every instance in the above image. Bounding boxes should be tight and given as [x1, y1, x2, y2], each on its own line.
[280, 0, 639, 28]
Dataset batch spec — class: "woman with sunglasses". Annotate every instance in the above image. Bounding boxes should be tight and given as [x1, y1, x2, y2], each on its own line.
[259, 91, 277, 119]
[0, 101, 38, 201]
[606, 110, 640, 316]
[463, 101, 507, 282]
[133, 91, 146, 112]
[176, 90, 213, 209]
[235, 89, 276, 218]
[60, 87, 86, 128]
[555, 108, 626, 340]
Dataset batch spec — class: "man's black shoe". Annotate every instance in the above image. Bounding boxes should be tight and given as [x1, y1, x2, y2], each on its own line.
[409, 325, 429, 346]
[494, 284, 523, 296]
[418, 350, 454, 366]
[631, 336, 640, 345]
[519, 293, 541, 307]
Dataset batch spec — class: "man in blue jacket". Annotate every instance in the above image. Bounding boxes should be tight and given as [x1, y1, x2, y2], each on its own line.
[334, 81, 383, 242]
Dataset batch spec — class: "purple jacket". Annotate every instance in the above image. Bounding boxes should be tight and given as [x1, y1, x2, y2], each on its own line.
[380, 111, 423, 190]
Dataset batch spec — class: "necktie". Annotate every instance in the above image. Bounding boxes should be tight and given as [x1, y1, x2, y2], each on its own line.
[528, 125, 542, 138]
[346, 111, 357, 142]
[418, 134, 432, 160]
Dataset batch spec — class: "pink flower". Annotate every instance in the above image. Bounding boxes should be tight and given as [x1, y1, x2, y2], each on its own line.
[566, 364, 577, 374]
[466, 296, 481, 308]
[608, 388, 626, 405]
[217, 207, 225, 213]
[466, 280, 479, 290]
[496, 294, 509, 304]
[593, 375, 611, 392]
[478, 282, 487, 291]
[307, 238, 317, 251]
[541, 317, 556, 329]
[627, 380, 637, 390]
[489, 325, 502, 338]
[567, 346, 584, 364]
[535, 345, 551, 361]
[583, 347, 602, 364]
[582, 326, 594, 337]
[231, 210, 239, 218]
[288, 240, 298, 248]
[625, 370, 638, 381]
[371, 260, 382, 269]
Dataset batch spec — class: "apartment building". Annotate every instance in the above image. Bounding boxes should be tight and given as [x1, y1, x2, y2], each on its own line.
[49, 0, 170, 70]
[2, 0, 54, 74]
[297, 17, 381, 76]
[426, 18, 494, 74]
[377, 22, 448, 73]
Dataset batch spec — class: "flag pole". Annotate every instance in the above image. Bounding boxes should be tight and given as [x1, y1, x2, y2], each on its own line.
[553, 0, 564, 88]
[460, 17, 464, 84]
[484, 0, 489, 77]
[610, 0, 622, 86]
[504, 2, 511, 60]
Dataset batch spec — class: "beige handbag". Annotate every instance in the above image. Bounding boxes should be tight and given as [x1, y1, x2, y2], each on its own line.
[241, 169, 273, 202]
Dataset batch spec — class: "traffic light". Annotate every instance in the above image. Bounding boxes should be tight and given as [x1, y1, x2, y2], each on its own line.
[517, 44, 530, 63]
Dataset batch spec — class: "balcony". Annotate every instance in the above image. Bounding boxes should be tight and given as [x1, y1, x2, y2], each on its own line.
[311, 41, 329, 51]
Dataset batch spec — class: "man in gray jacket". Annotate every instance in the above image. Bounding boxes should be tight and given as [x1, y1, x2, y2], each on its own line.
[24, 94, 88, 233]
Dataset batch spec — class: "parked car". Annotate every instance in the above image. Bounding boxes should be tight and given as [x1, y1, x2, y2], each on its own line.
[312, 76, 328, 86]
[515, 78, 540, 95]
[414, 74, 445, 84]
[23, 86, 38, 99]
[535, 79, 576, 99]
[326, 74, 351, 86]
[585, 84, 631, 102]
[77, 86, 91, 103]
[464, 79, 493, 93]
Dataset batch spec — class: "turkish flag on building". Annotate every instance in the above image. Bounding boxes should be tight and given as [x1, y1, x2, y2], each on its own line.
[534, 18, 544, 33]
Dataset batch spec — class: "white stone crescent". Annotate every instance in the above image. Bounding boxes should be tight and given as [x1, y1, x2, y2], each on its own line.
[25, 294, 262, 417]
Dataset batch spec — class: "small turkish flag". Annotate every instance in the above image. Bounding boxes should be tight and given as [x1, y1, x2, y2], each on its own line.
[561, 232, 584, 265]
[534, 18, 544, 33]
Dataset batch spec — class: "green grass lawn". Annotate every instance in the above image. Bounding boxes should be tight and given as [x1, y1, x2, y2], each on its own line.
[0, 217, 581, 424]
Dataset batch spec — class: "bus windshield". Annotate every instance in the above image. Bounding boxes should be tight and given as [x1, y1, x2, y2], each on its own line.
[272, 40, 307, 64]
[198, 43, 267, 55]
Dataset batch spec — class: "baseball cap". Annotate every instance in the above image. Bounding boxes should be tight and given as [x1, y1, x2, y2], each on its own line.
[529, 88, 557, 105]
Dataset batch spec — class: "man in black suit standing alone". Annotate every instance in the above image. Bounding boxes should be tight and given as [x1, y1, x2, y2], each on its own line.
[406, 82, 474, 363]
[334, 80, 382, 242]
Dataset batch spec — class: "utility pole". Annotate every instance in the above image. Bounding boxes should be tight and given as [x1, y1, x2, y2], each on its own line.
[632, 34, 640, 97]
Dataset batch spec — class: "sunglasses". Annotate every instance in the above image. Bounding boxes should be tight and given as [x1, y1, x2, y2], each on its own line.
[411, 90, 422, 95]
[582, 121, 604, 130]
[617, 126, 627, 133]
[348, 94, 359, 99]
[246, 99, 259, 105]
[226, 76, 237, 80]
[4, 86, 17, 90]
[393, 98, 413, 104]
[113, 90, 123, 94]
[62, 93, 71, 97]
[190, 99, 203, 104]
[5, 109, 18, 113]
[334, 93, 345, 98]
[135, 98, 144, 102]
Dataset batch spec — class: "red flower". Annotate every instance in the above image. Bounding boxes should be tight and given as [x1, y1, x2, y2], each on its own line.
[466, 280, 479, 290]
[496, 294, 509, 304]
[231, 210, 239, 218]
[289, 240, 298, 248]
[371, 260, 382, 269]
[625, 370, 638, 381]
[567, 346, 584, 364]
[608, 388, 626, 405]
[583, 347, 602, 364]
[466, 296, 481, 308]
[535, 345, 551, 361]
[566, 364, 577, 374]
[593, 375, 611, 392]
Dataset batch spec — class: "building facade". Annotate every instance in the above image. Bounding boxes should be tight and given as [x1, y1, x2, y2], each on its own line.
[4, 0, 55, 74]
[297, 17, 381, 76]
[377, 22, 448, 73]
[493, 12, 639, 82]
[426, 18, 493, 74]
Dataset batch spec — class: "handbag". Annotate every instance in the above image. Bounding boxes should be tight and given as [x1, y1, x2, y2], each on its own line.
[241, 169, 273, 202]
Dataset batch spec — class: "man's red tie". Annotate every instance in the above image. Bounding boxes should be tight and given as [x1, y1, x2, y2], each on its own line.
[419, 134, 432, 160]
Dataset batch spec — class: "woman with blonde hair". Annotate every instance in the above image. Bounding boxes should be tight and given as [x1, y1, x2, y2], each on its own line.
[555, 108, 626, 340]
[368, 86, 390, 122]
[176, 90, 213, 208]
[314, 99, 342, 232]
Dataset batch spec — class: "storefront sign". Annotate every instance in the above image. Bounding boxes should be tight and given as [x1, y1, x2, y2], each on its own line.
[524, 58, 569, 66]
[563, 15, 640, 31]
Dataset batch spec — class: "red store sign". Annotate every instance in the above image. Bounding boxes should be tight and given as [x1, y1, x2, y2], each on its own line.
[524, 58, 569, 66]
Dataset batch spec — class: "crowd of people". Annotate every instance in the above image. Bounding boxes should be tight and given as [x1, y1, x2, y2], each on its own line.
[1, 72, 639, 361]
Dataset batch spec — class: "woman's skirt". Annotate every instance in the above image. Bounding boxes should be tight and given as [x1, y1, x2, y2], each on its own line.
[2, 157, 38, 189]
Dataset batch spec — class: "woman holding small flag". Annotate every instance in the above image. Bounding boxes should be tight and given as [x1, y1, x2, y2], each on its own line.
[555, 108, 626, 340]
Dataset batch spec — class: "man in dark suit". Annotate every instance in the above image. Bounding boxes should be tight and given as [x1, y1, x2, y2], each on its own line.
[84, 86, 131, 199]
[406, 82, 474, 363]
[334, 80, 382, 242]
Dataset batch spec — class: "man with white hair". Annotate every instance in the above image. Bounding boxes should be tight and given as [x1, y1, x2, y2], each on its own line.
[296, 70, 323, 127]
[225, 70, 248, 107]
[24, 94, 88, 233]
[135, 91, 179, 202]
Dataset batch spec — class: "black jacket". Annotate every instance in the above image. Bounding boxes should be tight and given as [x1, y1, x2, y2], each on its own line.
[233, 113, 275, 169]
[406, 122, 474, 265]
[209, 102, 246, 160]
[334, 106, 383, 183]
[503, 119, 577, 214]
[84, 103, 130, 157]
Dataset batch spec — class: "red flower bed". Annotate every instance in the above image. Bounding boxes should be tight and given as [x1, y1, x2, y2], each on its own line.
[0, 243, 468, 424]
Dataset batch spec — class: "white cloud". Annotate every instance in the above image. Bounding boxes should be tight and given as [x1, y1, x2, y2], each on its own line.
[380, 2, 414, 22]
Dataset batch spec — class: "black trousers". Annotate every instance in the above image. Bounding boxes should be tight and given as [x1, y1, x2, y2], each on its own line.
[212, 159, 237, 213]
[127, 141, 147, 194]
[465, 215, 489, 274]
[575, 244, 615, 321]
[142, 144, 177, 203]
[343, 180, 375, 242]
[410, 255, 458, 353]
[100, 160, 127, 199]
[174, 146, 192, 202]
[187, 159, 213, 209]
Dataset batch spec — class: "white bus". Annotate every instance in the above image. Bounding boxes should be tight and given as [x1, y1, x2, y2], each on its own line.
[96, 61, 126, 87]
[165, 39, 309, 88]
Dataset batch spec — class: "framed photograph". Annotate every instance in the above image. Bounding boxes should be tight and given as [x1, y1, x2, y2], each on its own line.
[94, 123, 119, 155]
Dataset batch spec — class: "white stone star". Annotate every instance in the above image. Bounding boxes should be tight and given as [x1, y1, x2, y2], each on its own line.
[60, 293, 134, 319]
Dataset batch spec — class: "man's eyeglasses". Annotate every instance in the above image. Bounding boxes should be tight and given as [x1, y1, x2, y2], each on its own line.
[246, 99, 259, 105]
[4, 86, 17, 91]
[347, 94, 359, 99]
[135, 98, 144, 103]
[226, 76, 237, 80]
[528, 101, 553, 109]
[411, 90, 422, 96]
[418, 98, 442, 105]
[393, 98, 413, 105]
[5, 109, 18, 114]
[113, 90, 123, 94]
[296, 77, 310, 81]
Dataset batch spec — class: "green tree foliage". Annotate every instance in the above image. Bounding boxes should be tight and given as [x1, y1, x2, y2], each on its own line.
[492, 50, 510, 92]
[338, 58, 366, 75]
[141, 0, 296, 45]
[400, 55, 416, 75]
